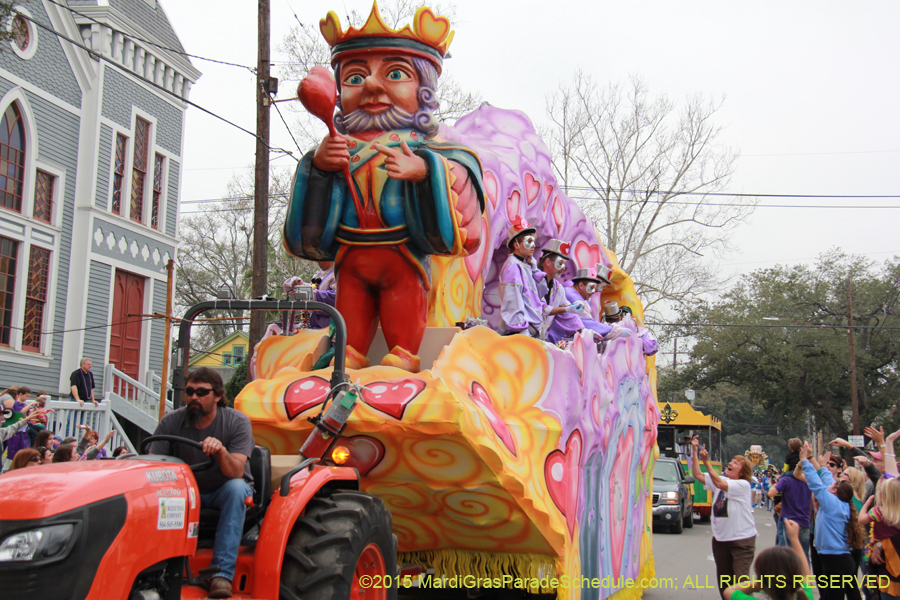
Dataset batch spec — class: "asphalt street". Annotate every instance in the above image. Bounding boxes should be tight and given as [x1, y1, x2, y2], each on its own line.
[645, 506, 780, 600]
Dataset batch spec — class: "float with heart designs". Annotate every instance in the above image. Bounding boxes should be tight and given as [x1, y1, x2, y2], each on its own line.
[241, 12, 658, 597]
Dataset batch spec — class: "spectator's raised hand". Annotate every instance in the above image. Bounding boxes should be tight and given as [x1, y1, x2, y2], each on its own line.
[886, 427, 900, 446]
[76, 424, 89, 431]
[783, 518, 800, 541]
[691, 435, 700, 449]
[854, 455, 871, 468]
[699, 446, 710, 462]
[818, 451, 832, 466]
[829, 438, 852, 449]
[799, 441, 812, 461]
[865, 426, 886, 447]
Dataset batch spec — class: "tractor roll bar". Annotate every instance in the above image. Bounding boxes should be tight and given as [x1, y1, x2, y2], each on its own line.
[173, 299, 348, 409]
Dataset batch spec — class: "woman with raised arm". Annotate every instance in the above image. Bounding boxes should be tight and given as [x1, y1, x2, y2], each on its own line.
[691, 436, 758, 598]
[800, 441, 864, 600]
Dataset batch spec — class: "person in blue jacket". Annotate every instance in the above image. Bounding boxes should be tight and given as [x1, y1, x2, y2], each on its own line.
[799, 440, 865, 600]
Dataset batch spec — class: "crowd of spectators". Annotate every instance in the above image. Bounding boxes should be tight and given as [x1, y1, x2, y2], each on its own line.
[1, 386, 129, 471]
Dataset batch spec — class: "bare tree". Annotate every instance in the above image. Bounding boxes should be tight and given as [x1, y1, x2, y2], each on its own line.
[176, 167, 316, 349]
[544, 73, 753, 315]
[276, 0, 481, 150]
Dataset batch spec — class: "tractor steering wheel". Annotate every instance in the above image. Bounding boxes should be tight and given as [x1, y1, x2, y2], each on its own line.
[139, 435, 215, 472]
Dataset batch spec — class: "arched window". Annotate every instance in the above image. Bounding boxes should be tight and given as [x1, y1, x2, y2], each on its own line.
[0, 103, 25, 213]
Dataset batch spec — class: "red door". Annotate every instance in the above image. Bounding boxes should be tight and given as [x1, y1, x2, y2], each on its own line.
[109, 270, 144, 382]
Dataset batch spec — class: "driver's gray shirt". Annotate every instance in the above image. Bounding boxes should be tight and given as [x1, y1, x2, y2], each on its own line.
[149, 406, 255, 494]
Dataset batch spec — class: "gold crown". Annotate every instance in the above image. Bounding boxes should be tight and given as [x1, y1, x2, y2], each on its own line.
[320, 1, 454, 60]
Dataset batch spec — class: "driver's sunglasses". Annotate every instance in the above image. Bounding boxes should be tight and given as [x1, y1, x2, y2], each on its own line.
[185, 387, 213, 397]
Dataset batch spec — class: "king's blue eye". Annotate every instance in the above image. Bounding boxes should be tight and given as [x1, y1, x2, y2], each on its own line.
[344, 74, 365, 85]
[387, 69, 410, 81]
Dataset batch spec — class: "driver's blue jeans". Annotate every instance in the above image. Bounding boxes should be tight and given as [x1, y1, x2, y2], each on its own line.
[201, 478, 253, 582]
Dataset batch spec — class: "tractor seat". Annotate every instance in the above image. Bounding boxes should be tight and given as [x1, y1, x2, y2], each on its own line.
[197, 445, 272, 548]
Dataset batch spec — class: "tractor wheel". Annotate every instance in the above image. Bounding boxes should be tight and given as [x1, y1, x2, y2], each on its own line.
[280, 490, 397, 600]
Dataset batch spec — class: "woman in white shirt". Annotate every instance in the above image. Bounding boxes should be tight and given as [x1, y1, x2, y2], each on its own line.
[691, 436, 758, 599]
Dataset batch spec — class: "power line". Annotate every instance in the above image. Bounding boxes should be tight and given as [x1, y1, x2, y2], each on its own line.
[17, 11, 298, 159]
[44, 0, 255, 73]
[272, 99, 304, 156]
[562, 186, 900, 199]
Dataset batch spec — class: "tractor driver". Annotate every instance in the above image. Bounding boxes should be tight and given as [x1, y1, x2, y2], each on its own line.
[149, 367, 255, 599]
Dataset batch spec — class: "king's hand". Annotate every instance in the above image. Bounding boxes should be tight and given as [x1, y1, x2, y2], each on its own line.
[313, 133, 350, 172]
[374, 140, 427, 182]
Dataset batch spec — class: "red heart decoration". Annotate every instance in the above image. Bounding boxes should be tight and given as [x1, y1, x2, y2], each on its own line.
[468, 382, 517, 456]
[544, 430, 582, 538]
[410, 132, 418, 140]
[352, 155, 360, 162]
[483, 171, 498, 208]
[506, 190, 522, 224]
[334, 435, 386, 476]
[524, 173, 540, 205]
[559, 242, 571, 258]
[389, 133, 401, 141]
[347, 140, 357, 149]
[284, 376, 331, 420]
[360, 378, 426, 420]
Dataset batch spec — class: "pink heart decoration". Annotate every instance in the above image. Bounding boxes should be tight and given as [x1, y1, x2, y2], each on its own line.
[335, 435, 386, 476]
[284, 376, 331, 420]
[571, 335, 585, 385]
[524, 173, 540, 205]
[506, 190, 522, 224]
[389, 133, 400, 141]
[544, 187, 553, 212]
[544, 430, 583, 539]
[552, 196, 564, 232]
[483, 171, 498, 208]
[610, 427, 634, 579]
[360, 378, 426, 420]
[410, 132, 418, 140]
[463, 216, 489, 281]
[347, 140, 357, 149]
[468, 382, 517, 456]
[574, 241, 601, 271]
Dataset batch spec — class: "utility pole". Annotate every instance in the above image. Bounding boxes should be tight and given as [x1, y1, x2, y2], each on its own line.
[249, 0, 271, 362]
[847, 280, 860, 435]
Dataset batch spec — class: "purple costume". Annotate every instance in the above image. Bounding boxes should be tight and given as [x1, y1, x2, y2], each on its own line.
[544, 281, 585, 343]
[309, 267, 336, 330]
[498, 255, 546, 336]
[547, 284, 613, 343]
[4, 400, 29, 459]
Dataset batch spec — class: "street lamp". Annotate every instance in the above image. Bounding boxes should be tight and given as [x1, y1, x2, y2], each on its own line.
[763, 314, 859, 435]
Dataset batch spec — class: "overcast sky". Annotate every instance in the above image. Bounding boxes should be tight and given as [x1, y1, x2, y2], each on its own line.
[165, 0, 900, 284]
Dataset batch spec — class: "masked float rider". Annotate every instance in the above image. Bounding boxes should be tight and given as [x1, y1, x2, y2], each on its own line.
[548, 264, 629, 344]
[283, 260, 336, 330]
[283, 6, 484, 372]
[499, 219, 581, 338]
[604, 302, 658, 356]
[536, 239, 586, 342]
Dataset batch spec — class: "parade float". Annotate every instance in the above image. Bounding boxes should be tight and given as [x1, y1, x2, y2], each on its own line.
[236, 3, 660, 598]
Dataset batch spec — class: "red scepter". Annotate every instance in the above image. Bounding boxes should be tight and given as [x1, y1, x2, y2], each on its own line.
[297, 66, 364, 215]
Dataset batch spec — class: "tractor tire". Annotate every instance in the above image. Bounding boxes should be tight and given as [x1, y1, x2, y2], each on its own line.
[280, 490, 397, 600]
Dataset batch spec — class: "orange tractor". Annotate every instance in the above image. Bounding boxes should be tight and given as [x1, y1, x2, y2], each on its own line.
[0, 298, 397, 600]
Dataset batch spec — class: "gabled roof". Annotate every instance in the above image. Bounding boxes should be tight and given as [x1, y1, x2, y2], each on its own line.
[69, 0, 186, 58]
[189, 331, 249, 365]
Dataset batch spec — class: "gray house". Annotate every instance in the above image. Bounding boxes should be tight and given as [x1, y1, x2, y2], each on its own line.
[0, 0, 199, 435]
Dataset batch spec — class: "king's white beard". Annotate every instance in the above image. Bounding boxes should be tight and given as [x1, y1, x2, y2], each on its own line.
[341, 106, 417, 133]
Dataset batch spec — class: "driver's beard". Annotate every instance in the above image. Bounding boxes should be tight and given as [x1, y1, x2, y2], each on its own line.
[182, 403, 205, 429]
[341, 106, 417, 134]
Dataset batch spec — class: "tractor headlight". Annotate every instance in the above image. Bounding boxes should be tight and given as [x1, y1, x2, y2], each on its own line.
[0, 524, 75, 562]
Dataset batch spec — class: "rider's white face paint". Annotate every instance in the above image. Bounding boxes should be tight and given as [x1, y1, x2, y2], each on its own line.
[523, 236, 536, 250]
[554, 257, 566, 271]
[586, 283, 597, 294]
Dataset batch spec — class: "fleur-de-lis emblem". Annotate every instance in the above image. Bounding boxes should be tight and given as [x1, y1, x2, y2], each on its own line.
[660, 402, 679, 424]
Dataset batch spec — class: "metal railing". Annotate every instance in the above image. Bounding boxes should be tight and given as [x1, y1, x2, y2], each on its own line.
[43, 400, 135, 453]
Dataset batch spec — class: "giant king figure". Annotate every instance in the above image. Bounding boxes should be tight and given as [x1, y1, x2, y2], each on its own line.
[284, 4, 485, 373]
